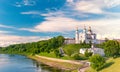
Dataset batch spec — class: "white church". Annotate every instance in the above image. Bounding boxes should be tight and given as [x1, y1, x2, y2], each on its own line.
[75, 26, 97, 44]
[64, 26, 97, 44]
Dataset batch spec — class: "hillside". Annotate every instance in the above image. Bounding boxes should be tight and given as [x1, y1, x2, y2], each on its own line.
[86, 57, 120, 72]
[63, 44, 81, 56]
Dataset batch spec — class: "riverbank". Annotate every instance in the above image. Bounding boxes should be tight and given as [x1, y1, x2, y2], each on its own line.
[29, 55, 82, 71]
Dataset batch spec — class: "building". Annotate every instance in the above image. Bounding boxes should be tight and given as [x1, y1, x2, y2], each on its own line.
[75, 26, 97, 44]
[96, 39, 106, 44]
[64, 26, 105, 44]
[79, 44, 105, 56]
[64, 38, 75, 44]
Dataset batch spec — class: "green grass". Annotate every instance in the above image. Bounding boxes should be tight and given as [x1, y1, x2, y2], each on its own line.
[63, 44, 81, 56]
[39, 52, 74, 60]
[86, 57, 120, 72]
[39, 52, 57, 58]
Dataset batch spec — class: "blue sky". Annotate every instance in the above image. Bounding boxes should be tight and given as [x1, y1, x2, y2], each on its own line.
[0, 0, 120, 46]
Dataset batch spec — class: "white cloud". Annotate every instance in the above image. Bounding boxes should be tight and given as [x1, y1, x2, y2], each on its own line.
[21, 11, 40, 15]
[0, 23, 50, 47]
[105, 0, 120, 8]
[67, 0, 73, 3]
[14, 0, 36, 7]
[20, 17, 78, 32]
[0, 24, 15, 29]
[0, 34, 50, 47]
[67, 0, 120, 14]
[73, 0, 104, 14]
[0, 31, 12, 34]
[23, 0, 35, 6]
[41, 11, 64, 17]
[14, 2, 22, 7]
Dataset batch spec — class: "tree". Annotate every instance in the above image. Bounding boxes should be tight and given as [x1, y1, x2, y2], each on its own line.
[54, 49, 60, 57]
[103, 40, 120, 57]
[0, 36, 65, 55]
[105, 37, 109, 42]
[80, 42, 91, 48]
[89, 54, 105, 71]
[85, 49, 93, 57]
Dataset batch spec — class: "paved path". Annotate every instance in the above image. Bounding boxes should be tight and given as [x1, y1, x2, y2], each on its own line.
[35, 55, 81, 65]
[78, 61, 89, 72]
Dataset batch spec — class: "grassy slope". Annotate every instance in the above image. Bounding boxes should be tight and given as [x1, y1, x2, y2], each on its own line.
[86, 57, 120, 72]
[63, 44, 80, 52]
[63, 44, 80, 55]
[39, 44, 81, 60]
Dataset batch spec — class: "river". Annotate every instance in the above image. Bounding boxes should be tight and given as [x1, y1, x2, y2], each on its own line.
[0, 54, 69, 72]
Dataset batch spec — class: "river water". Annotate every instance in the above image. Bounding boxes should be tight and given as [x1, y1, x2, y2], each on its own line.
[0, 54, 69, 72]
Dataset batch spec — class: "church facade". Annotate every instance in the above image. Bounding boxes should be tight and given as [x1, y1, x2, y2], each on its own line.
[64, 26, 100, 44]
[75, 26, 97, 44]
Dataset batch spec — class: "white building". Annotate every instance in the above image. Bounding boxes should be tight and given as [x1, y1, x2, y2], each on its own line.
[64, 26, 105, 44]
[79, 44, 105, 56]
[75, 27, 80, 44]
[75, 26, 97, 44]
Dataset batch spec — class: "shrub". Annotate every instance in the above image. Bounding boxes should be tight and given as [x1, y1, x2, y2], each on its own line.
[89, 54, 105, 71]
[85, 49, 93, 57]
[71, 53, 87, 60]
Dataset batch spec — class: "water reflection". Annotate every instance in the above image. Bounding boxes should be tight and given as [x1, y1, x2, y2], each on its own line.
[0, 54, 70, 72]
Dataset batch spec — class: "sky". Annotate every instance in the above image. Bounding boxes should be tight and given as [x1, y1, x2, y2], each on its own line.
[0, 0, 120, 46]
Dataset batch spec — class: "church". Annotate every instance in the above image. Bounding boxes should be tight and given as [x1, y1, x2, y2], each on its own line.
[64, 26, 97, 44]
[75, 26, 97, 44]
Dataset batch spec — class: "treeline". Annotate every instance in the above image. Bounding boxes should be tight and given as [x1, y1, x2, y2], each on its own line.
[97, 40, 120, 58]
[0, 36, 64, 55]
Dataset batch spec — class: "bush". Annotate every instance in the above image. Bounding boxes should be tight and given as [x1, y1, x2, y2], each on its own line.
[54, 49, 59, 57]
[63, 44, 80, 56]
[89, 54, 105, 71]
[103, 40, 120, 57]
[85, 49, 93, 57]
[71, 53, 88, 60]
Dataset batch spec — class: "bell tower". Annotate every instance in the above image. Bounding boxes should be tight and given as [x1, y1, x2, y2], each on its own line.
[75, 26, 79, 44]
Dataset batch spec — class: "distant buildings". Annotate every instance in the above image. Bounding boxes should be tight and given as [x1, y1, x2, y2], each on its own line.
[64, 38, 75, 44]
[64, 26, 104, 44]
[79, 44, 105, 56]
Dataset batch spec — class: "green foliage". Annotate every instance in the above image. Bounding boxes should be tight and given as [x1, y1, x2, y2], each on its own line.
[96, 40, 120, 58]
[0, 36, 65, 55]
[71, 53, 80, 60]
[39, 52, 57, 58]
[89, 54, 105, 71]
[105, 37, 109, 42]
[54, 49, 60, 57]
[103, 40, 120, 57]
[85, 49, 93, 57]
[80, 42, 91, 48]
[63, 44, 81, 56]
[71, 53, 88, 60]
